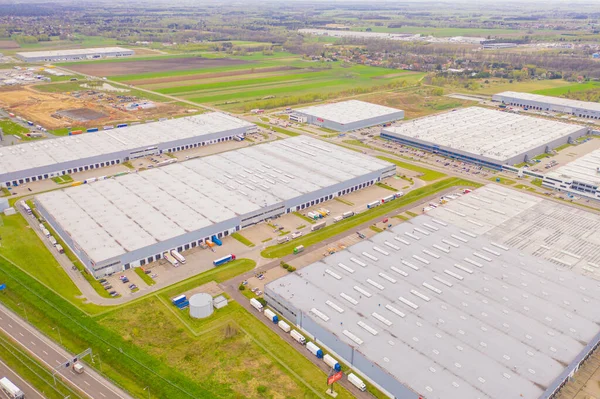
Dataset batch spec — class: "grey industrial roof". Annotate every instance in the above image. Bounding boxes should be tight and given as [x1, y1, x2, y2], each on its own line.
[16, 47, 133, 59]
[268, 193, 600, 399]
[495, 91, 600, 112]
[382, 107, 584, 162]
[294, 100, 403, 125]
[36, 136, 392, 263]
[0, 112, 252, 177]
[427, 184, 600, 279]
[545, 148, 600, 186]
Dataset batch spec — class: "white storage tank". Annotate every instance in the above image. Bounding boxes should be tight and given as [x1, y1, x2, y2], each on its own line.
[189, 293, 213, 319]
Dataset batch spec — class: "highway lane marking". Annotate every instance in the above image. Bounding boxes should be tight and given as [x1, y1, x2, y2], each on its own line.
[19, 332, 24, 337]
[8, 324, 12, 328]
[56, 360, 61, 364]
[43, 350, 48, 355]
[99, 393, 106, 398]
[83, 380, 90, 386]
[30, 341, 36, 346]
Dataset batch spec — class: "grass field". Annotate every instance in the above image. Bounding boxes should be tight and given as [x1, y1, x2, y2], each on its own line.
[230, 232, 255, 247]
[261, 177, 482, 258]
[0, 119, 34, 140]
[470, 78, 575, 96]
[376, 156, 447, 181]
[533, 81, 600, 96]
[51, 175, 73, 184]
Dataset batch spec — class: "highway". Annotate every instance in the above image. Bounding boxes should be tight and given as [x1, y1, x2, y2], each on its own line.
[0, 304, 133, 399]
[0, 359, 45, 399]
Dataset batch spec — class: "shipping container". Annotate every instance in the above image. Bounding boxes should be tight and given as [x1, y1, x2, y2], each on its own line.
[172, 295, 186, 305]
[87, 128, 99, 133]
[290, 330, 306, 344]
[348, 373, 366, 391]
[306, 342, 324, 358]
[211, 235, 222, 246]
[170, 249, 186, 264]
[116, 123, 128, 128]
[323, 354, 341, 372]
[367, 201, 380, 209]
[264, 309, 279, 323]
[213, 254, 236, 266]
[250, 298, 264, 311]
[381, 194, 395, 203]
[342, 211, 354, 219]
[311, 221, 326, 231]
[278, 320, 291, 333]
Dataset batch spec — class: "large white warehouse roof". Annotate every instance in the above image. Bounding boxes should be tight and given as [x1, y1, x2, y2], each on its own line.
[382, 107, 584, 162]
[494, 91, 600, 113]
[294, 100, 402, 125]
[545, 148, 600, 187]
[0, 112, 252, 177]
[35, 136, 392, 264]
[16, 47, 132, 59]
[267, 184, 600, 399]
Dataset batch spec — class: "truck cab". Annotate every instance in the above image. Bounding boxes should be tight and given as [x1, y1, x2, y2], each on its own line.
[73, 363, 85, 374]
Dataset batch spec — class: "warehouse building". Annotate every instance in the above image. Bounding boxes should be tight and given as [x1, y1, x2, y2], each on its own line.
[492, 91, 600, 120]
[542, 148, 600, 201]
[266, 184, 600, 399]
[0, 112, 255, 188]
[34, 137, 395, 277]
[290, 100, 404, 132]
[16, 47, 134, 62]
[380, 107, 588, 169]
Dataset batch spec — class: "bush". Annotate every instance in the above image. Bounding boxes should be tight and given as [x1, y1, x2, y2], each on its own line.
[288, 267, 296, 272]
[238, 284, 246, 291]
[281, 263, 289, 270]
[256, 297, 267, 307]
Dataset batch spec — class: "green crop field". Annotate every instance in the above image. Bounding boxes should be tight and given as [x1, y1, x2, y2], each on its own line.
[533, 81, 600, 96]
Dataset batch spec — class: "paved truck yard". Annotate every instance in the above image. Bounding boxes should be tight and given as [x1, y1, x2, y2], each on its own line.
[543, 148, 600, 201]
[380, 107, 589, 169]
[265, 184, 600, 399]
[492, 91, 600, 120]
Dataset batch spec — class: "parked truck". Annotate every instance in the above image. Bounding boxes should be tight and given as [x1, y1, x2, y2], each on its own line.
[0, 377, 24, 399]
[277, 236, 290, 244]
[264, 308, 279, 323]
[367, 201, 380, 209]
[293, 245, 304, 254]
[348, 373, 366, 391]
[49, 236, 57, 246]
[342, 211, 355, 219]
[170, 249, 186, 264]
[211, 235, 223, 246]
[278, 320, 291, 333]
[290, 330, 306, 345]
[250, 298, 264, 311]
[381, 194, 395, 203]
[333, 216, 343, 223]
[163, 252, 179, 267]
[311, 221, 326, 231]
[56, 244, 65, 254]
[323, 354, 342, 372]
[213, 254, 236, 266]
[42, 228, 50, 237]
[306, 341, 324, 358]
[395, 191, 404, 199]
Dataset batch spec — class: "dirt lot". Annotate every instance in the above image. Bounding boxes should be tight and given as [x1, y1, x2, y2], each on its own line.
[0, 40, 20, 49]
[68, 57, 250, 77]
[126, 66, 297, 85]
[0, 86, 189, 129]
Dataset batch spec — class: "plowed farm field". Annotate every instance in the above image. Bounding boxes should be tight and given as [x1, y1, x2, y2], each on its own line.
[67, 57, 249, 77]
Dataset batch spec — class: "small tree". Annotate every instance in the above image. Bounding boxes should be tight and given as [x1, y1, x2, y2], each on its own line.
[238, 284, 246, 291]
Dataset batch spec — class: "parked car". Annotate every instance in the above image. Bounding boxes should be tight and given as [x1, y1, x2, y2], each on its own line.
[99, 279, 107, 283]
[109, 291, 117, 296]
[129, 284, 137, 290]
[121, 277, 129, 283]
[104, 285, 112, 290]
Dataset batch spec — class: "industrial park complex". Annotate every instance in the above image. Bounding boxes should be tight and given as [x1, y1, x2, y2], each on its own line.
[266, 185, 600, 399]
[0, 112, 254, 187]
[493, 91, 600, 120]
[290, 100, 404, 132]
[35, 136, 395, 277]
[15, 47, 134, 62]
[380, 107, 588, 169]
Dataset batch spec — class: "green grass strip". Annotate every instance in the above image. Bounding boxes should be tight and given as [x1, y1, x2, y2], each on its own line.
[293, 211, 316, 224]
[255, 122, 299, 136]
[231, 232, 255, 247]
[261, 178, 482, 258]
[376, 156, 447, 181]
[134, 267, 156, 286]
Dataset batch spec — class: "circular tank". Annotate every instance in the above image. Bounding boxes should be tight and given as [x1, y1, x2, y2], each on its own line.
[189, 293, 214, 319]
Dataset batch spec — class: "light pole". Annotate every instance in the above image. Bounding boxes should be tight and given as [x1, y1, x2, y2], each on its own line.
[92, 354, 103, 373]
[17, 303, 28, 322]
[143, 386, 150, 399]
[52, 326, 63, 346]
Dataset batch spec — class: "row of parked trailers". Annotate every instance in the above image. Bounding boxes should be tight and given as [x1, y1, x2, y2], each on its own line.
[366, 191, 404, 209]
[249, 299, 366, 392]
